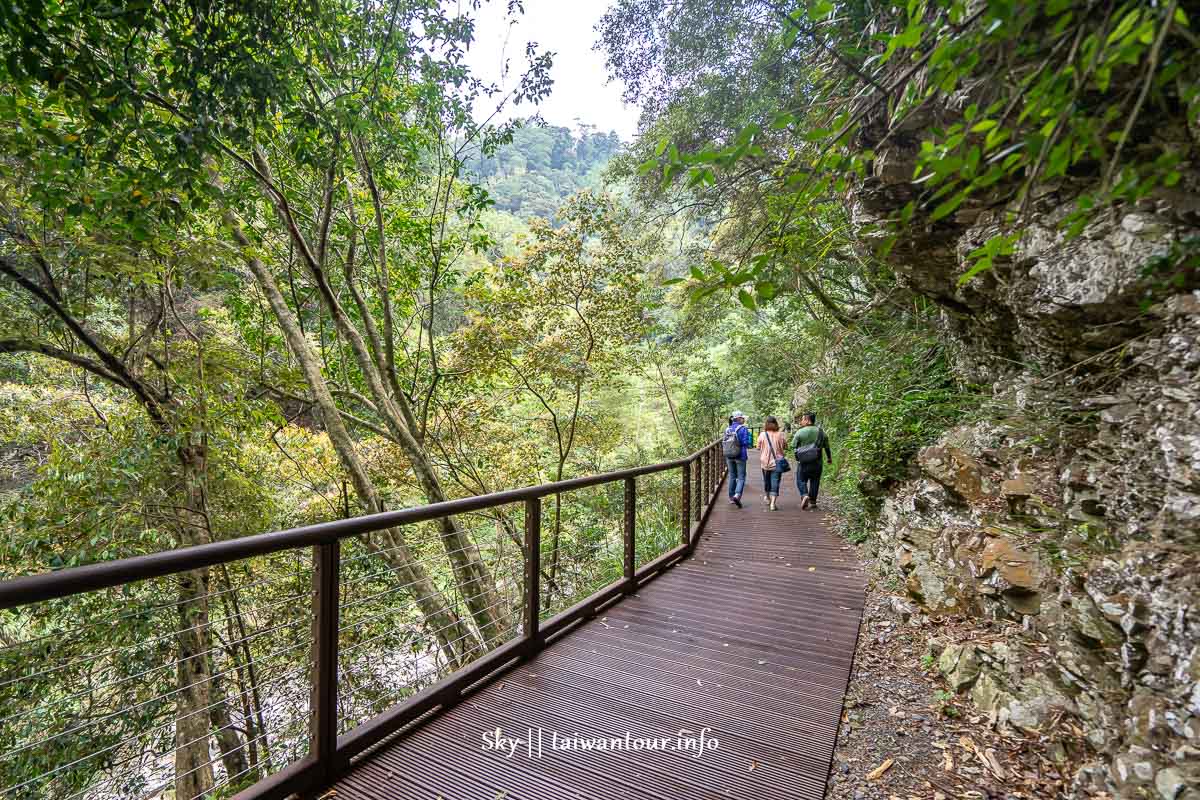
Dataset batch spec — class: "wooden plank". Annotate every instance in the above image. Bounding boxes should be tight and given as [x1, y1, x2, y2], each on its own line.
[329, 447, 866, 800]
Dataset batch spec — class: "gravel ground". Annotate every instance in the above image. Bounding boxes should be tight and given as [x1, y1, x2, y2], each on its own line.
[825, 561, 1085, 800]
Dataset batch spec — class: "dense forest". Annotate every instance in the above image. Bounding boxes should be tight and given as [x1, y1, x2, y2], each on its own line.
[1, 0, 1197, 799]
[470, 123, 623, 218]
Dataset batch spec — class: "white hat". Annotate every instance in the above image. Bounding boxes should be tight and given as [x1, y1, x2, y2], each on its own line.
[731, 411, 747, 420]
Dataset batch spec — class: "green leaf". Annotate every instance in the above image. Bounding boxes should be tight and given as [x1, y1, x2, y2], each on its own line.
[737, 289, 756, 310]
[929, 189, 967, 222]
[809, 0, 834, 21]
[958, 256, 992, 285]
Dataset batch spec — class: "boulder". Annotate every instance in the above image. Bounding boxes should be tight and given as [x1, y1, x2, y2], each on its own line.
[970, 670, 1012, 719]
[905, 558, 975, 615]
[1001, 473, 1035, 513]
[1156, 767, 1187, 800]
[938, 643, 981, 690]
[918, 446, 993, 504]
[1064, 595, 1125, 649]
[980, 536, 1040, 591]
[1007, 672, 1076, 733]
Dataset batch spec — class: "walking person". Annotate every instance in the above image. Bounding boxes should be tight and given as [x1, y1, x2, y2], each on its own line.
[756, 416, 789, 511]
[721, 411, 752, 508]
[791, 412, 832, 511]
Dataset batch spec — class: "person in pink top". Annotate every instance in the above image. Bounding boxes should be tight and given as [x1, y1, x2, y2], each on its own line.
[756, 416, 789, 511]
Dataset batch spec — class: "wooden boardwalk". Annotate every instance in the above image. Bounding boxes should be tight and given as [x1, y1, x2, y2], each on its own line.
[332, 454, 866, 799]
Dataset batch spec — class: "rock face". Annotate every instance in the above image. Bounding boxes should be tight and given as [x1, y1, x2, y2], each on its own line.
[851, 85, 1200, 797]
[874, 298, 1200, 796]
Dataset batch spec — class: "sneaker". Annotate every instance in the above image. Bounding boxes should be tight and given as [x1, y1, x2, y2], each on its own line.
[732, 495, 742, 508]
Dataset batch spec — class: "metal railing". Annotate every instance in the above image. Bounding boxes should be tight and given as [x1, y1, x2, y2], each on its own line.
[0, 440, 728, 800]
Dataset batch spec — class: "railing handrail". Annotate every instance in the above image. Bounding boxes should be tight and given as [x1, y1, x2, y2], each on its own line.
[2, 436, 730, 800]
[0, 441, 715, 612]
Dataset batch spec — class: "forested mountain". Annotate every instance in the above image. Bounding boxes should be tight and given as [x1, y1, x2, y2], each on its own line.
[470, 123, 622, 218]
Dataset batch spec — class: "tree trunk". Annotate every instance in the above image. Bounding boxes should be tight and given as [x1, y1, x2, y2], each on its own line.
[208, 668, 250, 782]
[173, 443, 215, 800]
[654, 358, 688, 451]
[318, 251, 509, 649]
[247, 150, 508, 649]
[220, 205, 480, 666]
[175, 568, 214, 800]
[218, 566, 270, 774]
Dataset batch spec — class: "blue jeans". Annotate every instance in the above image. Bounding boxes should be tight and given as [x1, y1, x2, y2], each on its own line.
[726, 457, 747, 499]
[761, 469, 781, 497]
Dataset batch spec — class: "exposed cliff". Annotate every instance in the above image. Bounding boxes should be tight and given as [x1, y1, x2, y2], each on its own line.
[847, 55, 1200, 800]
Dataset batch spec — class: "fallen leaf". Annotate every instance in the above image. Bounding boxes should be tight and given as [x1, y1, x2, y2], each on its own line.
[808, 567, 816, 572]
[749, 760, 758, 771]
[867, 758, 895, 780]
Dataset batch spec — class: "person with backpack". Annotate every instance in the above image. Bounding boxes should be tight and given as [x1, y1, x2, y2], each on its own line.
[721, 411, 752, 508]
[790, 412, 832, 510]
[756, 416, 789, 512]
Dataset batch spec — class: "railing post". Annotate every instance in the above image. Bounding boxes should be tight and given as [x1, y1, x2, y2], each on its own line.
[311, 539, 340, 782]
[703, 447, 710, 501]
[623, 477, 636, 591]
[524, 497, 541, 651]
[707, 446, 714, 500]
[710, 444, 718, 495]
[681, 460, 691, 547]
[693, 457, 701, 522]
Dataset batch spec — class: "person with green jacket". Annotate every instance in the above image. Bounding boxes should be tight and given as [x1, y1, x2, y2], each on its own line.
[790, 412, 832, 510]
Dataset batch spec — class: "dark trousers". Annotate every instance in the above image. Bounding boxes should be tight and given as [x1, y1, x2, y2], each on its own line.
[797, 462, 823, 505]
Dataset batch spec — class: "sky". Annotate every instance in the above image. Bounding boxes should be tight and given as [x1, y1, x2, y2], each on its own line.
[459, 0, 641, 141]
